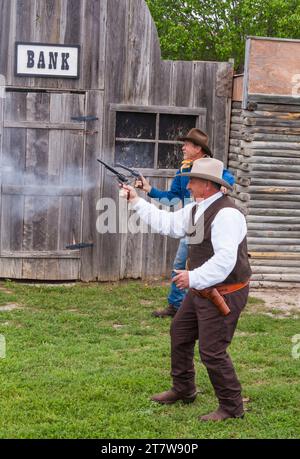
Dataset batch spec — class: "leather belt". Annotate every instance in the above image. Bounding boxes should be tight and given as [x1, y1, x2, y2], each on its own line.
[213, 280, 250, 295]
[191, 280, 250, 316]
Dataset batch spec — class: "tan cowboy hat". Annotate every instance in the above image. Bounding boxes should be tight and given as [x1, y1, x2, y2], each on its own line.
[178, 128, 212, 157]
[179, 158, 233, 190]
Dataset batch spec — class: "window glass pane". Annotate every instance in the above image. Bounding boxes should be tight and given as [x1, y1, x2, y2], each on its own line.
[115, 141, 155, 168]
[158, 143, 183, 169]
[116, 112, 156, 139]
[159, 114, 197, 141]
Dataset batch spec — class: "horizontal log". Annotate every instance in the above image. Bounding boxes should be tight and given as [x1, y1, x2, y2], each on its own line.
[250, 193, 300, 204]
[237, 155, 300, 166]
[229, 146, 242, 154]
[251, 266, 300, 274]
[231, 116, 243, 124]
[237, 184, 300, 194]
[250, 178, 300, 187]
[251, 164, 300, 172]
[244, 149, 300, 158]
[249, 208, 300, 217]
[236, 169, 300, 180]
[231, 192, 250, 202]
[248, 244, 300, 252]
[250, 273, 300, 282]
[245, 118, 300, 128]
[251, 259, 300, 267]
[236, 177, 251, 187]
[248, 230, 300, 238]
[248, 223, 300, 231]
[249, 251, 300, 258]
[244, 126, 300, 137]
[248, 237, 300, 245]
[228, 160, 250, 171]
[229, 131, 246, 141]
[229, 161, 300, 175]
[248, 94, 300, 106]
[229, 138, 241, 146]
[247, 216, 299, 223]
[248, 141, 300, 150]
[252, 132, 300, 142]
[247, 104, 300, 113]
[249, 200, 300, 208]
[228, 153, 247, 162]
[230, 124, 243, 132]
[250, 281, 300, 288]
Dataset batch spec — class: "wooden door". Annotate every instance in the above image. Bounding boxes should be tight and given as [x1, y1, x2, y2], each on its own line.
[0, 90, 86, 280]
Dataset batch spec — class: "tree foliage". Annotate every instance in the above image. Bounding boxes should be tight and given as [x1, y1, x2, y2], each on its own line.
[145, 0, 300, 71]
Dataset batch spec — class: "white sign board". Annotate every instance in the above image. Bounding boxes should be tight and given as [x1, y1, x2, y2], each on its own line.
[15, 42, 80, 79]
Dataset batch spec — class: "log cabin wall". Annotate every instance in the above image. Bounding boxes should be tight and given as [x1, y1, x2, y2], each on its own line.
[0, 0, 233, 281]
[229, 37, 300, 287]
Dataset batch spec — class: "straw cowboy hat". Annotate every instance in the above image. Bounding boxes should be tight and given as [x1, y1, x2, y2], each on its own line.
[178, 128, 212, 157]
[179, 158, 233, 190]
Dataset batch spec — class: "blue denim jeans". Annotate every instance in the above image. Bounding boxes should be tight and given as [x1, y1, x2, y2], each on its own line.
[168, 238, 188, 310]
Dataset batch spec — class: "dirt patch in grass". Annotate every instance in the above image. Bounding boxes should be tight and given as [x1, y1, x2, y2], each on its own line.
[0, 303, 22, 312]
[249, 288, 300, 318]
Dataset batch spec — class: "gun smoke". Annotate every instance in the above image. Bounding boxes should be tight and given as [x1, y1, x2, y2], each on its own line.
[0, 151, 96, 222]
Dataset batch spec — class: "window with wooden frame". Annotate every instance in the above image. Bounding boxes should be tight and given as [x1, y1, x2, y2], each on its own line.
[110, 105, 207, 171]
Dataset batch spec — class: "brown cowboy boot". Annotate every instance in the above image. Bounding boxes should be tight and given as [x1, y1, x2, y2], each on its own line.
[199, 407, 244, 422]
[152, 304, 177, 318]
[151, 388, 197, 405]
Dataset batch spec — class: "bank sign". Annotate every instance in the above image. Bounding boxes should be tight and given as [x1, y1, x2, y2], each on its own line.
[15, 42, 80, 79]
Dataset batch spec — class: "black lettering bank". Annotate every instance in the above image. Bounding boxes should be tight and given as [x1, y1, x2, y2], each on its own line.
[27, 50, 70, 71]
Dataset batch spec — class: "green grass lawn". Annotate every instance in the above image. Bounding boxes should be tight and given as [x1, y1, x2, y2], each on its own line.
[0, 280, 299, 439]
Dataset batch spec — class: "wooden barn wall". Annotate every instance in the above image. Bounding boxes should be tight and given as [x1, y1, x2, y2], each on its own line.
[228, 97, 300, 287]
[95, 0, 233, 281]
[0, 0, 233, 281]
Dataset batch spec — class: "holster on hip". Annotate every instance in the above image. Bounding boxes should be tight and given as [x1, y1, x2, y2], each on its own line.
[192, 287, 231, 316]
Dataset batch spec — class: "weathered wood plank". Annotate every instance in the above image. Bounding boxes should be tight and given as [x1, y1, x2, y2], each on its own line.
[81, 90, 104, 282]
[21, 258, 79, 280]
[141, 177, 168, 280]
[251, 266, 300, 274]
[172, 61, 194, 107]
[0, 258, 22, 278]
[247, 215, 299, 224]
[250, 281, 300, 287]
[193, 62, 215, 153]
[249, 245, 300, 253]
[81, 0, 106, 90]
[250, 273, 300, 282]
[0, 0, 12, 78]
[4, 121, 84, 130]
[248, 230, 300, 238]
[250, 193, 300, 205]
[251, 259, 300, 266]
[125, 0, 152, 104]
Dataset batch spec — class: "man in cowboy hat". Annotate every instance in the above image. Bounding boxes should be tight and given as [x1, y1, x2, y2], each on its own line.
[135, 128, 235, 318]
[122, 157, 251, 421]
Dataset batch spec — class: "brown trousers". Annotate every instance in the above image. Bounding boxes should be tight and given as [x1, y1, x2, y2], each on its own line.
[170, 285, 249, 416]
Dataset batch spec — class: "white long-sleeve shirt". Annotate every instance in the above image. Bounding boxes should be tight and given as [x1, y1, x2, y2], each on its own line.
[132, 192, 247, 290]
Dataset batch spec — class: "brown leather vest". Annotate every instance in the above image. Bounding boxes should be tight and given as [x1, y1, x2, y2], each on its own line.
[186, 195, 252, 285]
